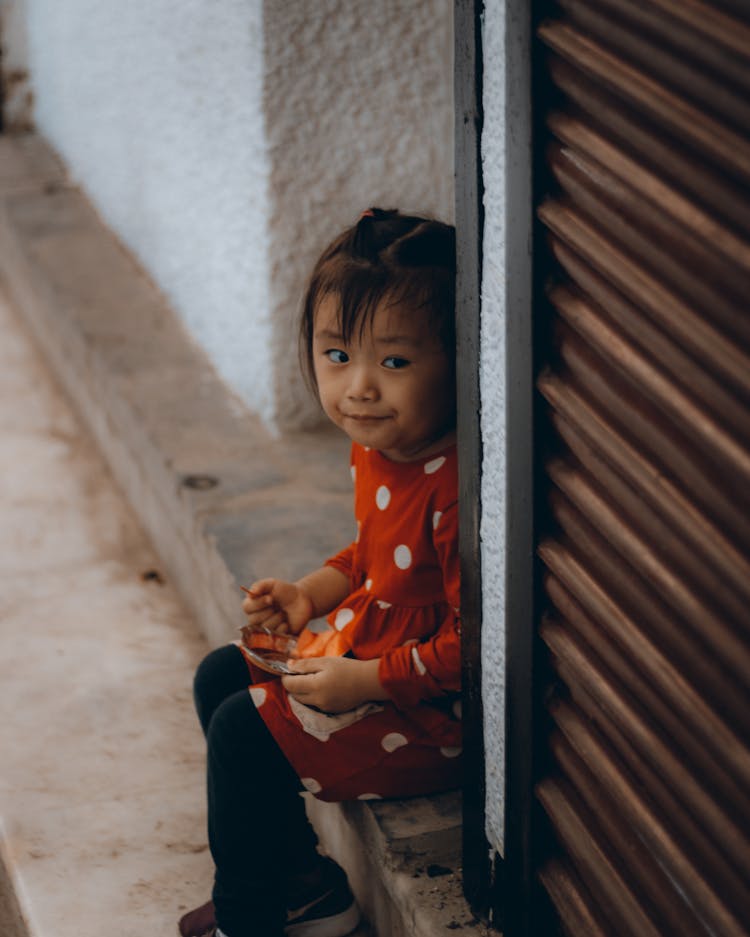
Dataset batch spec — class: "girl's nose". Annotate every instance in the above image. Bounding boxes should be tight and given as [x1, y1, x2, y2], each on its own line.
[346, 366, 378, 401]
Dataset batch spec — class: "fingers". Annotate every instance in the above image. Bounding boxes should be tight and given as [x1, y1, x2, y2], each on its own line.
[241, 580, 287, 621]
[243, 609, 288, 634]
[249, 578, 276, 595]
[281, 672, 317, 697]
[282, 660, 330, 703]
[242, 592, 274, 615]
[242, 599, 276, 623]
[241, 580, 288, 632]
[241, 578, 300, 616]
[286, 658, 325, 674]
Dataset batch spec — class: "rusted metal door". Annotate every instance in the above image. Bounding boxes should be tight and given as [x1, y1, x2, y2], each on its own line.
[531, 1, 750, 934]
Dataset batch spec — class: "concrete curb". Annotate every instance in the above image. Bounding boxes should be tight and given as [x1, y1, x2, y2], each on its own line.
[0, 819, 30, 937]
[0, 134, 486, 937]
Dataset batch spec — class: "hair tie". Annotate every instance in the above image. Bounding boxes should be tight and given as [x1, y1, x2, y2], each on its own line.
[359, 208, 375, 218]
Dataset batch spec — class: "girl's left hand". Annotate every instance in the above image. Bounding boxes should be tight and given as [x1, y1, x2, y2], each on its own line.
[282, 657, 385, 714]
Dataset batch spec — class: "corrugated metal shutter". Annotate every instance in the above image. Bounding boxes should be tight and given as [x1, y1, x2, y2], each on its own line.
[534, 1, 750, 934]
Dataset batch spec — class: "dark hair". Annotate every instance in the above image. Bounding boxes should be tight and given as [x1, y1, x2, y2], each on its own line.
[300, 207, 456, 390]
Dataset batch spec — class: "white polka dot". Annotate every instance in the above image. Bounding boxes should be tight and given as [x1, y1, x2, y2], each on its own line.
[364, 446, 371, 451]
[440, 746, 462, 758]
[355, 520, 361, 543]
[411, 646, 427, 676]
[452, 699, 462, 720]
[402, 638, 418, 647]
[334, 608, 355, 630]
[424, 456, 446, 474]
[381, 732, 409, 752]
[375, 485, 391, 510]
[394, 545, 412, 569]
[357, 793, 383, 800]
[350, 465, 356, 482]
[249, 687, 267, 707]
[433, 511, 443, 530]
[365, 579, 373, 590]
[376, 600, 392, 610]
[301, 777, 322, 793]
[306, 619, 332, 634]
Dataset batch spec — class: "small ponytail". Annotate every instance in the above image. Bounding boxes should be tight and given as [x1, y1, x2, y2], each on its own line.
[352, 207, 418, 263]
[388, 222, 456, 270]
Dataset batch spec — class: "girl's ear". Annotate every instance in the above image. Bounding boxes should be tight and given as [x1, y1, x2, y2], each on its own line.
[392, 223, 456, 269]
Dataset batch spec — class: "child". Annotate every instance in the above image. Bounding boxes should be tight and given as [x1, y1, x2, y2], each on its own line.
[179, 208, 462, 937]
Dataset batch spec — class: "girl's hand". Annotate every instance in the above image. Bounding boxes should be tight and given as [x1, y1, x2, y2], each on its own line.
[282, 657, 386, 713]
[241, 579, 314, 637]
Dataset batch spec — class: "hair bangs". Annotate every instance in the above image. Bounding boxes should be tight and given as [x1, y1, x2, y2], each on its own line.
[299, 209, 456, 394]
[330, 263, 390, 348]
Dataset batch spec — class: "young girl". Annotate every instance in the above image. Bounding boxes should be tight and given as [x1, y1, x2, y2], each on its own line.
[179, 208, 462, 937]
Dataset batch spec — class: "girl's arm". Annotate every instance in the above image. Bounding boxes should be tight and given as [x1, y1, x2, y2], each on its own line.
[284, 503, 462, 713]
[377, 500, 462, 708]
[295, 565, 351, 619]
[242, 565, 351, 635]
[283, 656, 389, 713]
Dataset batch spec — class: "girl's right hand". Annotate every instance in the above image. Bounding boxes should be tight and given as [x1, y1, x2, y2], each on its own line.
[241, 579, 314, 636]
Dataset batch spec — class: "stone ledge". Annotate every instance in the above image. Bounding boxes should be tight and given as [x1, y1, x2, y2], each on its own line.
[0, 134, 487, 937]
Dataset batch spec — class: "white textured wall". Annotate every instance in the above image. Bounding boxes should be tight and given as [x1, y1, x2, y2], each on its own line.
[479, 0, 532, 856]
[263, 0, 454, 428]
[479, 0, 508, 857]
[22, 0, 453, 430]
[25, 0, 274, 421]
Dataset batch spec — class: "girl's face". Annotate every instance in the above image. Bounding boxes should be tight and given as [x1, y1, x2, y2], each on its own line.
[312, 294, 456, 462]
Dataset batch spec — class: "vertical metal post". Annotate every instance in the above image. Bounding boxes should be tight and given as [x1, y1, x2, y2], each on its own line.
[501, 0, 536, 932]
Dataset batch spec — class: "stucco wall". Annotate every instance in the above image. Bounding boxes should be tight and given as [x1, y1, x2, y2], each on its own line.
[480, 0, 507, 857]
[26, 0, 274, 420]
[22, 0, 454, 430]
[479, 0, 532, 857]
[263, 0, 454, 428]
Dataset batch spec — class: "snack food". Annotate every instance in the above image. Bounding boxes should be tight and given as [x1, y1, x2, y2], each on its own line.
[240, 630, 299, 676]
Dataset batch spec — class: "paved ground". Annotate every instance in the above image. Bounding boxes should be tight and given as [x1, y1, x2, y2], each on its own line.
[0, 285, 214, 934]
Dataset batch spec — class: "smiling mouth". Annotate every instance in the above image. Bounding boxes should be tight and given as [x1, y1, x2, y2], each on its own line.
[344, 414, 388, 421]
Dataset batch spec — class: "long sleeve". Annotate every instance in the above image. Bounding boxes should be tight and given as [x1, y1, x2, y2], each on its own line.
[324, 542, 356, 585]
[378, 501, 461, 709]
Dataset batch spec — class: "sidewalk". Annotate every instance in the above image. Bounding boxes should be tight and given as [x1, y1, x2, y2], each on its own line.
[0, 287, 214, 934]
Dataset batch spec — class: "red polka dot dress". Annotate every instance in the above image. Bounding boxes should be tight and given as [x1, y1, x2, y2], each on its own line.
[236, 442, 462, 802]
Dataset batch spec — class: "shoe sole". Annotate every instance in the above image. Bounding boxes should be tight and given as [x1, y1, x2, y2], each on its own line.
[284, 899, 361, 937]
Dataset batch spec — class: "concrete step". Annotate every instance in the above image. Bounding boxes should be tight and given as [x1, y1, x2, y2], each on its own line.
[0, 133, 491, 937]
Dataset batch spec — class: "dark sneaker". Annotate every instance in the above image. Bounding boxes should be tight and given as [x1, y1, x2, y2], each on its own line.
[284, 858, 361, 937]
[179, 899, 215, 937]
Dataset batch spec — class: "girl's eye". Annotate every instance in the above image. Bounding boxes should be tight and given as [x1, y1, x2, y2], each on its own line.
[325, 349, 349, 364]
[382, 356, 410, 370]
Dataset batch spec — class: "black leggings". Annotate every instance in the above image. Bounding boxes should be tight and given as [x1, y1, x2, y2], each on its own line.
[194, 644, 320, 936]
